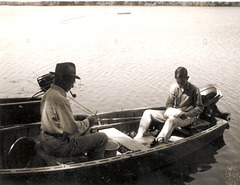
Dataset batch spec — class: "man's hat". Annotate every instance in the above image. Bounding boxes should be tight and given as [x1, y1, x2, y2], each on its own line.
[50, 62, 80, 79]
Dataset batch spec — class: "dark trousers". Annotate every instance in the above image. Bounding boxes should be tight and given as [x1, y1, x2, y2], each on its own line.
[39, 131, 108, 160]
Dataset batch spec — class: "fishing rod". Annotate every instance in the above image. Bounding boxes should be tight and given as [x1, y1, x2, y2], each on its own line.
[100, 117, 141, 121]
[28, 77, 143, 126]
[28, 73, 95, 115]
[67, 95, 95, 115]
[29, 73, 141, 124]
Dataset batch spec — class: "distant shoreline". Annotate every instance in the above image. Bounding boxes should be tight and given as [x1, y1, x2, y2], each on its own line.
[0, 1, 240, 7]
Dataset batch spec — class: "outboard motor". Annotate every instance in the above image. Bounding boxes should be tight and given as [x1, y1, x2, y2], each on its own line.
[37, 73, 55, 92]
[30, 73, 55, 98]
[199, 84, 230, 121]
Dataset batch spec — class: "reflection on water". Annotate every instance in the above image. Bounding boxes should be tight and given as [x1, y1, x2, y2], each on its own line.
[160, 137, 226, 184]
[129, 136, 226, 185]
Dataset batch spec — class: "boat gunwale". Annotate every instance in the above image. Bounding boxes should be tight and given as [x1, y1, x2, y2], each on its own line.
[0, 100, 41, 107]
[0, 122, 41, 131]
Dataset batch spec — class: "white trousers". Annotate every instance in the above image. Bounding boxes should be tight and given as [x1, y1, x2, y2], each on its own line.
[136, 109, 195, 140]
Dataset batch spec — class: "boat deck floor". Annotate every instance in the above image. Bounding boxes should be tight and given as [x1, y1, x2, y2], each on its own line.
[100, 128, 185, 151]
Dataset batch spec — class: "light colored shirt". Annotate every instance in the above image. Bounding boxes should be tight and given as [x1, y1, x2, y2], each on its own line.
[40, 84, 89, 135]
[166, 82, 204, 117]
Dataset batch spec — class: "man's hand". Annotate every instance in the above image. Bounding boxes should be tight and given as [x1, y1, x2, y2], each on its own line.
[178, 112, 187, 120]
[87, 115, 98, 127]
[74, 115, 88, 121]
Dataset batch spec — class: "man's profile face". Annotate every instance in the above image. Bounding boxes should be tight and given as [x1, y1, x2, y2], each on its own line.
[63, 76, 76, 92]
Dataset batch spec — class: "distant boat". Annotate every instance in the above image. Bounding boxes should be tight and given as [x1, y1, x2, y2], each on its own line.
[117, 12, 131, 15]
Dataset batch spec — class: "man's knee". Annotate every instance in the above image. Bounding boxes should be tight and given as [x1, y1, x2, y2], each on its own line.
[143, 109, 158, 120]
[143, 110, 152, 117]
[98, 132, 108, 144]
[167, 117, 179, 128]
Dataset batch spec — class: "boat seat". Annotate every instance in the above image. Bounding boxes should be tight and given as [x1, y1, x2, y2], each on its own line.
[100, 128, 148, 152]
[181, 118, 212, 134]
[35, 143, 88, 166]
[7, 137, 36, 168]
[189, 118, 211, 130]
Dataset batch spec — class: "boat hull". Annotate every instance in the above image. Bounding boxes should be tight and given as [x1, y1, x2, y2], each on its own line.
[0, 107, 229, 182]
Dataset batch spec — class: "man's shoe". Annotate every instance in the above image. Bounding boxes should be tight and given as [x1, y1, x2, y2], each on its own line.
[150, 137, 166, 147]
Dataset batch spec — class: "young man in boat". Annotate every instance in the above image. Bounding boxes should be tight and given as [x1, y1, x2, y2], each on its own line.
[39, 62, 108, 160]
[134, 67, 204, 143]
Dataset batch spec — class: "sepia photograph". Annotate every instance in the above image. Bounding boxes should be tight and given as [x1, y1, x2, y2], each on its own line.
[0, 0, 239, 184]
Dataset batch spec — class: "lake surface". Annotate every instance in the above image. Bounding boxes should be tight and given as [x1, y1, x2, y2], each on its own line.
[0, 5, 240, 185]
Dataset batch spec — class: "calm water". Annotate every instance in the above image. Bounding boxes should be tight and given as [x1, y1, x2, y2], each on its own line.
[0, 6, 240, 185]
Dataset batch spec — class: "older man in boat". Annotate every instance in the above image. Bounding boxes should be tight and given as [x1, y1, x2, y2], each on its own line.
[39, 62, 108, 160]
[134, 67, 204, 143]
